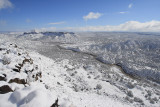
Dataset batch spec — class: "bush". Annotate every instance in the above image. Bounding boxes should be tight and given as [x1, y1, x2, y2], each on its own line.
[152, 97, 158, 102]
[150, 99, 155, 104]
[134, 97, 143, 103]
[147, 90, 152, 96]
[2, 56, 11, 65]
[149, 97, 158, 104]
[125, 96, 133, 103]
[96, 84, 102, 90]
[127, 82, 135, 89]
[127, 90, 133, 97]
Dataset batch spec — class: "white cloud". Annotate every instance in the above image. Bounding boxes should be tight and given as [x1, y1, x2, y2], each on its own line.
[38, 20, 160, 32]
[48, 21, 65, 25]
[0, 0, 13, 10]
[0, 20, 7, 26]
[83, 12, 103, 21]
[35, 27, 57, 32]
[74, 20, 160, 32]
[128, 3, 133, 8]
[119, 11, 128, 14]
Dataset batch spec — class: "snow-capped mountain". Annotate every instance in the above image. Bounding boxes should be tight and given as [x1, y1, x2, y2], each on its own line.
[18, 31, 79, 43]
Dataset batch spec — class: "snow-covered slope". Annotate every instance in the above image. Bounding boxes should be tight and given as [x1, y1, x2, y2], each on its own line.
[0, 43, 131, 107]
[0, 43, 56, 107]
[63, 32, 160, 83]
[0, 32, 160, 107]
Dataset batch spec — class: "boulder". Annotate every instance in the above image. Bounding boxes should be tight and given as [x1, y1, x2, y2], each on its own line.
[9, 78, 27, 84]
[0, 85, 13, 94]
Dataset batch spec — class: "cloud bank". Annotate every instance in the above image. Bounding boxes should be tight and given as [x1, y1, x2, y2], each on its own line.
[48, 21, 65, 25]
[0, 0, 13, 10]
[83, 12, 103, 21]
[38, 20, 160, 32]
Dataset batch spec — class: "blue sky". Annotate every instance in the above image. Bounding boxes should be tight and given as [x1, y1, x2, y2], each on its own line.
[0, 0, 160, 32]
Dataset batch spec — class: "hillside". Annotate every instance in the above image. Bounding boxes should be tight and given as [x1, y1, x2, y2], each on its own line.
[0, 32, 160, 107]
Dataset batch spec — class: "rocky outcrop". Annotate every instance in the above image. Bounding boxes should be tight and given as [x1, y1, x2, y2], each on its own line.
[0, 43, 42, 94]
[9, 78, 27, 84]
[0, 85, 13, 94]
[51, 98, 59, 107]
[0, 75, 5, 81]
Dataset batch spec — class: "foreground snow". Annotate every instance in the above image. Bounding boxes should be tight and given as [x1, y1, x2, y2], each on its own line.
[0, 44, 129, 107]
[0, 85, 55, 107]
[0, 44, 130, 107]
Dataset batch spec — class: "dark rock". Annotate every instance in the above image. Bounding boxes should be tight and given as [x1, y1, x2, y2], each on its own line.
[51, 98, 59, 107]
[31, 69, 34, 72]
[38, 72, 42, 78]
[35, 76, 38, 81]
[3, 74, 6, 77]
[6, 50, 10, 54]
[23, 58, 33, 64]
[0, 76, 5, 81]
[12, 68, 20, 72]
[18, 63, 23, 67]
[34, 72, 42, 81]
[0, 48, 5, 51]
[45, 85, 49, 89]
[9, 78, 27, 84]
[0, 85, 13, 94]
[35, 65, 38, 70]
[25, 69, 34, 74]
[15, 65, 21, 71]
[18, 53, 21, 56]
[14, 44, 17, 48]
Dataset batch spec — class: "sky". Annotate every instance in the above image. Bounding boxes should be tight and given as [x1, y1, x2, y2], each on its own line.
[0, 0, 160, 32]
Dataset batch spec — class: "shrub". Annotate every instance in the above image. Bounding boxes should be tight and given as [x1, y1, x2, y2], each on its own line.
[96, 84, 102, 90]
[127, 82, 135, 89]
[125, 96, 133, 103]
[134, 97, 143, 103]
[149, 97, 158, 104]
[147, 90, 152, 96]
[2, 56, 11, 65]
[150, 99, 155, 104]
[127, 90, 133, 97]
